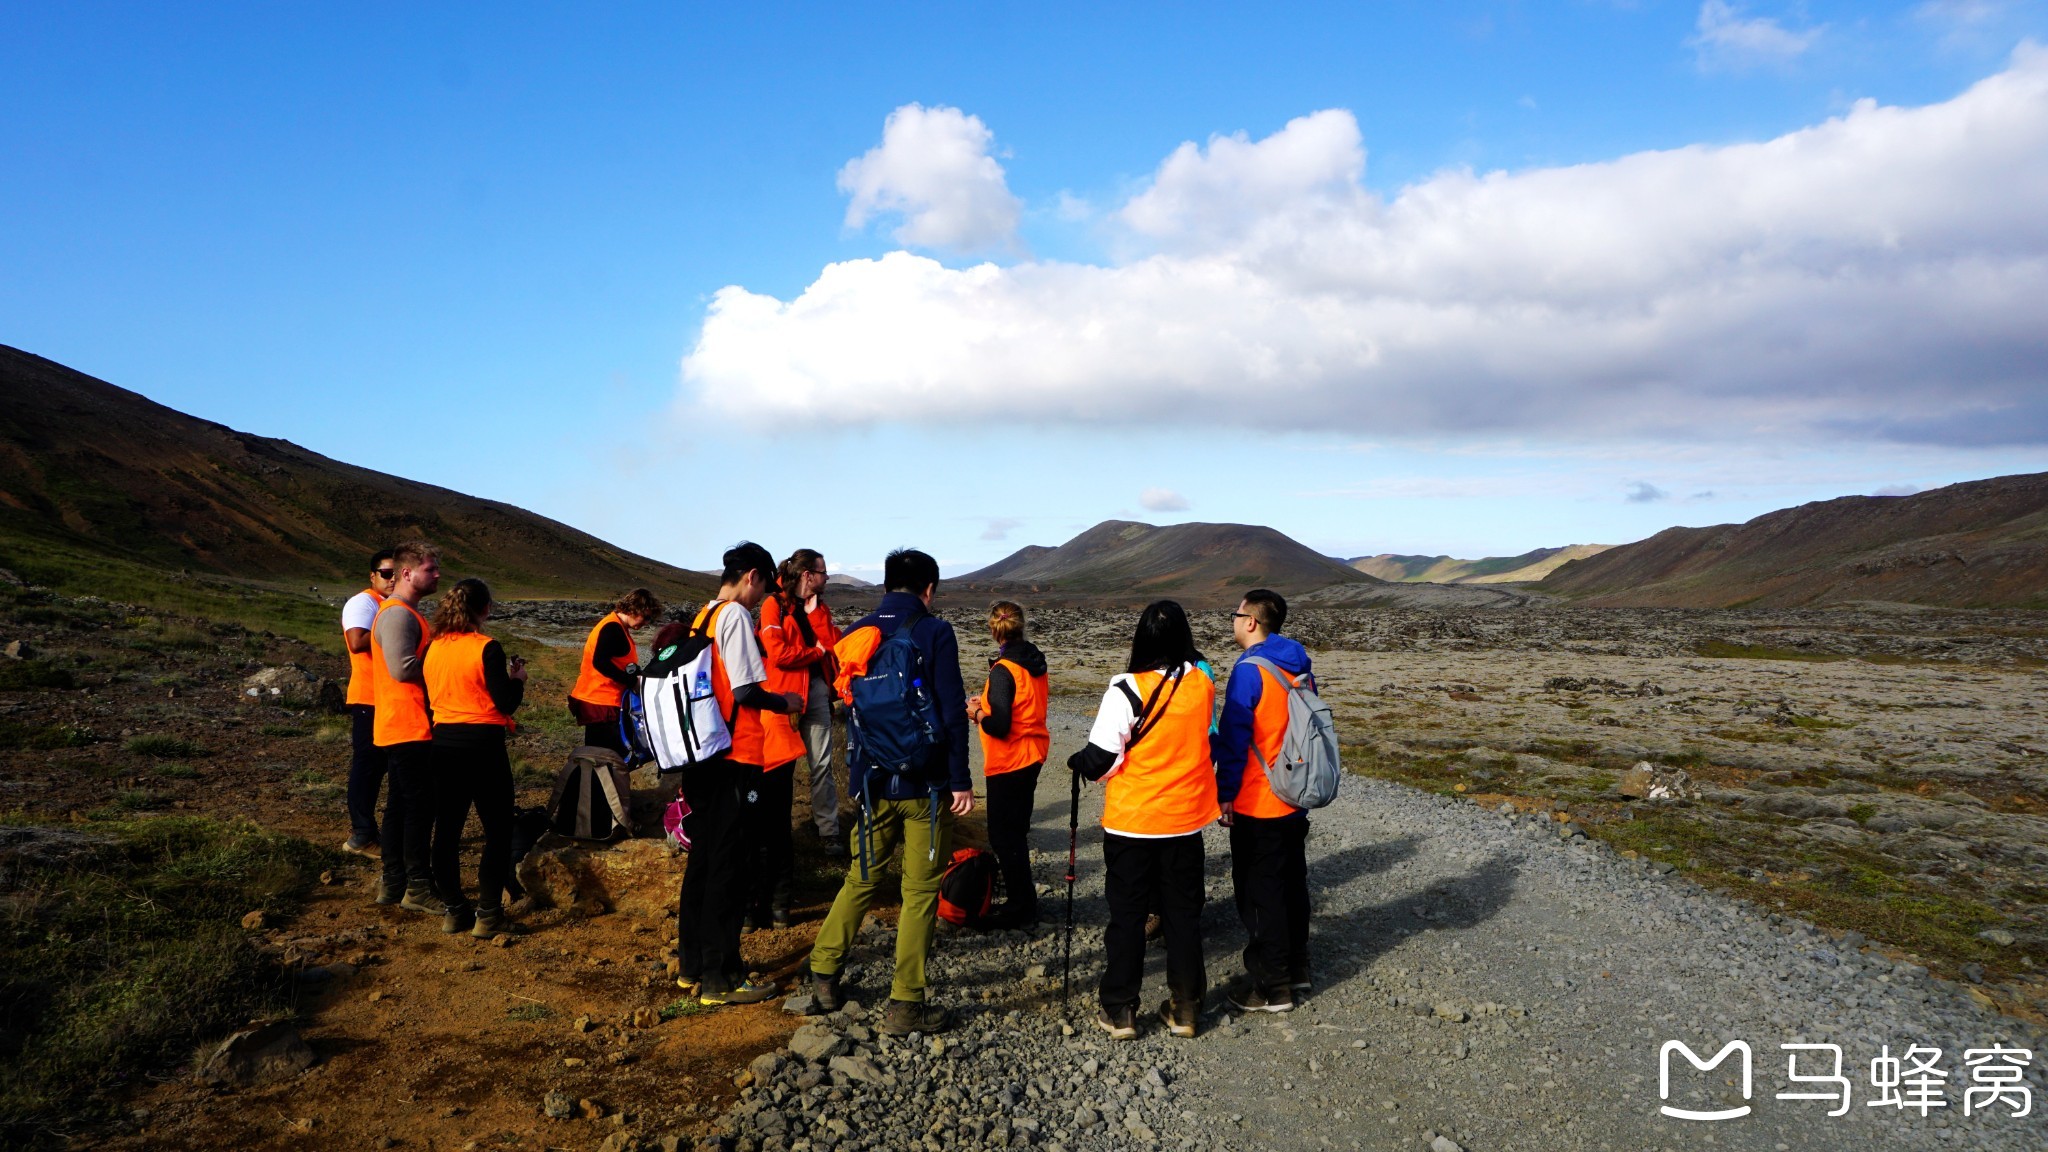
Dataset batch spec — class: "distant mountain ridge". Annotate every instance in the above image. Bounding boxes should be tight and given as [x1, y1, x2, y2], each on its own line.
[1349, 544, 1610, 585]
[0, 346, 714, 599]
[1541, 473, 2048, 609]
[959, 520, 1376, 607]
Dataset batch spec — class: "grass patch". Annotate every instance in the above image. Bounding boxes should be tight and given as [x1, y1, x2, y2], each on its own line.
[311, 718, 350, 744]
[0, 816, 333, 1146]
[506, 1004, 553, 1022]
[0, 719, 90, 751]
[1845, 803, 1877, 824]
[125, 735, 202, 758]
[1694, 640, 1848, 663]
[657, 997, 708, 1021]
[155, 763, 199, 780]
[0, 661, 77, 691]
[258, 725, 307, 739]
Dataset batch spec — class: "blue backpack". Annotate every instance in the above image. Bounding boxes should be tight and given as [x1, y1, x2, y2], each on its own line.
[845, 616, 942, 877]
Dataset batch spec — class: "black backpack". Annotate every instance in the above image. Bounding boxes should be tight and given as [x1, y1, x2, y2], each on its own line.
[936, 847, 997, 928]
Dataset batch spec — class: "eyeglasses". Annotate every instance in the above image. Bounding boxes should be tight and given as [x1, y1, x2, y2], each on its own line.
[374, 569, 396, 579]
[1230, 612, 1253, 621]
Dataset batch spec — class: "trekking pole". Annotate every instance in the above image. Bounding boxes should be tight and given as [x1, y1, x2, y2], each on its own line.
[1063, 766, 1080, 1016]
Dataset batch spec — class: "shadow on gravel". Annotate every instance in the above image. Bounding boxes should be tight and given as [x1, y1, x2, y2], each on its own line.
[1310, 856, 1522, 995]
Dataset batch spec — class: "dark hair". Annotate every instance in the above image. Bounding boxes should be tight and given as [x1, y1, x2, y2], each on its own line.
[1126, 600, 1204, 674]
[368, 548, 395, 574]
[883, 548, 940, 595]
[721, 541, 778, 589]
[776, 548, 824, 617]
[1242, 588, 1287, 633]
[615, 587, 662, 620]
[431, 577, 493, 635]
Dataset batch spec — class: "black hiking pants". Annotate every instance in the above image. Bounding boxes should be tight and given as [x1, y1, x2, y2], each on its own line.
[346, 704, 384, 844]
[746, 762, 796, 920]
[1230, 811, 1310, 994]
[985, 762, 1042, 923]
[429, 734, 515, 912]
[379, 741, 434, 889]
[1101, 831, 1206, 1013]
[677, 756, 755, 993]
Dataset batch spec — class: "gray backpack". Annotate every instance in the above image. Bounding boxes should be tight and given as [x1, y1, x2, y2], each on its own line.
[1244, 656, 1341, 809]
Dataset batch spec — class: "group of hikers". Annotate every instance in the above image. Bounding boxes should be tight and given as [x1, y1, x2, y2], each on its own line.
[337, 541, 1328, 1041]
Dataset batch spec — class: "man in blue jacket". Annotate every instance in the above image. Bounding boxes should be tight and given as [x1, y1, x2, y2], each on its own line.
[1214, 588, 1315, 1013]
[806, 548, 973, 1036]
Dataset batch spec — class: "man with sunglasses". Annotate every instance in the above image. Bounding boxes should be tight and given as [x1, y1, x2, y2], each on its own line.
[340, 549, 397, 855]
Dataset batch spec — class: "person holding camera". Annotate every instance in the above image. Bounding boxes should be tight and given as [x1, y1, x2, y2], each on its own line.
[422, 577, 528, 937]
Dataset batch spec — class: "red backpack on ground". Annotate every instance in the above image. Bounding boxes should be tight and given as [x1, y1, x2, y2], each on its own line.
[936, 847, 997, 927]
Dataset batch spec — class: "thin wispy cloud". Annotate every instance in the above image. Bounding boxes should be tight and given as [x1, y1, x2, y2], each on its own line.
[1689, 2, 1824, 70]
[837, 104, 1022, 254]
[684, 47, 2048, 449]
[1626, 481, 1671, 503]
[980, 516, 1024, 540]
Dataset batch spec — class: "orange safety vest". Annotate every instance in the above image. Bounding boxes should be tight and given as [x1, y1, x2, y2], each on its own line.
[693, 600, 769, 767]
[570, 611, 638, 708]
[422, 631, 515, 730]
[752, 601, 809, 770]
[369, 600, 432, 746]
[979, 658, 1049, 776]
[344, 588, 384, 707]
[1101, 665, 1219, 838]
[1232, 663, 1305, 819]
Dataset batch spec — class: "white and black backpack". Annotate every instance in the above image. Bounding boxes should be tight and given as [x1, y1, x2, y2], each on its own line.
[638, 608, 735, 772]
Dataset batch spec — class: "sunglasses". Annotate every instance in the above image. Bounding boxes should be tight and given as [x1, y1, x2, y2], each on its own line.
[374, 569, 396, 579]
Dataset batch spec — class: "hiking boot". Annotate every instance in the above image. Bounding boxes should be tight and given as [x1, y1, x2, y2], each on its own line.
[399, 882, 449, 916]
[699, 979, 777, 1007]
[822, 840, 849, 862]
[879, 998, 952, 1037]
[1095, 1004, 1137, 1040]
[441, 902, 474, 934]
[1225, 981, 1294, 1014]
[471, 906, 525, 939]
[740, 913, 759, 934]
[675, 975, 701, 997]
[769, 908, 793, 930]
[1157, 999, 1199, 1039]
[1288, 965, 1313, 994]
[342, 835, 381, 857]
[811, 970, 844, 1013]
[373, 875, 404, 905]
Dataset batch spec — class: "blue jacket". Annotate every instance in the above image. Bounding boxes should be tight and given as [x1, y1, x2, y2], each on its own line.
[843, 591, 972, 801]
[1212, 634, 1314, 809]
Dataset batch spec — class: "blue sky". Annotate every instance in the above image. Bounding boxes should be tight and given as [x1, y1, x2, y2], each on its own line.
[6, 2, 2048, 577]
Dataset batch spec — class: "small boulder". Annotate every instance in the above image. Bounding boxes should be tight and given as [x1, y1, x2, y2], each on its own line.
[195, 1022, 316, 1086]
[3, 639, 34, 660]
[240, 910, 268, 930]
[789, 1024, 849, 1062]
[577, 1097, 607, 1120]
[542, 1089, 574, 1118]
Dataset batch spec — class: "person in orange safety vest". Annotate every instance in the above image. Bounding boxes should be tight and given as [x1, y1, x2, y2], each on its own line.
[340, 549, 396, 856]
[568, 588, 661, 756]
[966, 600, 1049, 928]
[1067, 600, 1217, 1041]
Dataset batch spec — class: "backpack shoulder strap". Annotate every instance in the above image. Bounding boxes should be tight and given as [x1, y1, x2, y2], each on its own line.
[1243, 655, 1298, 689]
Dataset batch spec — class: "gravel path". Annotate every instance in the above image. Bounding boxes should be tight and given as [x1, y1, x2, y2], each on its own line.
[714, 704, 2048, 1152]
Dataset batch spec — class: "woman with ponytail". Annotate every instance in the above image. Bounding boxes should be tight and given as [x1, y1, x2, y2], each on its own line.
[423, 578, 528, 938]
[748, 548, 843, 927]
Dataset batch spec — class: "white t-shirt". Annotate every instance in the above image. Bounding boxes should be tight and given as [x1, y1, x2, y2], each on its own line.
[341, 590, 382, 633]
[707, 600, 766, 691]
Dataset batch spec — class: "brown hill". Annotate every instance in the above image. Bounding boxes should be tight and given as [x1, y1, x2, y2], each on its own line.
[1541, 472, 2048, 608]
[955, 520, 1375, 607]
[1350, 544, 1611, 584]
[0, 346, 713, 600]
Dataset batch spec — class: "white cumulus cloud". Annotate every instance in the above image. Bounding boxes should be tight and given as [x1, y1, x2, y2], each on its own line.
[684, 48, 2048, 447]
[1139, 487, 1191, 512]
[837, 103, 1021, 254]
[1690, 2, 1824, 70]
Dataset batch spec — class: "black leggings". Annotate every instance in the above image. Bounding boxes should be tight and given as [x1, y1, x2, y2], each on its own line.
[985, 762, 1042, 919]
[747, 762, 796, 919]
[429, 735, 515, 911]
[1101, 831, 1206, 1012]
[676, 757, 755, 993]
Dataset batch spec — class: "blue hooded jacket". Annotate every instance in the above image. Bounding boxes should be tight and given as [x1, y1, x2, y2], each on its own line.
[1211, 633, 1315, 810]
[842, 591, 972, 801]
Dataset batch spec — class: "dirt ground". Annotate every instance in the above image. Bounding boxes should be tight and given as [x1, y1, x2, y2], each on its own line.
[0, 593, 867, 1152]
